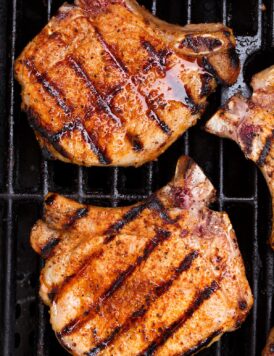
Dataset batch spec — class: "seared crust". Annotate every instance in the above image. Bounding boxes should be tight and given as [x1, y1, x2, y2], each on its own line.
[205, 65, 274, 249]
[30, 155, 253, 355]
[15, 0, 239, 167]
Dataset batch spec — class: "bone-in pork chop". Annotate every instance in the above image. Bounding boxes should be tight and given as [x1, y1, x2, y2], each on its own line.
[30, 156, 253, 355]
[15, 0, 239, 167]
[206, 65, 274, 249]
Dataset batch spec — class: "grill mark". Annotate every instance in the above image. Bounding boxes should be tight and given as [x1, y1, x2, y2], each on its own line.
[200, 72, 213, 97]
[59, 229, 171, 337]
[147, 110, 171, 135]
[148, 197, 175, 224]
[200, 57, 224, 85]
[86, 250, 199, 355]
[126, 133, 144, 152]
[93, 26, 128, 73]
[52, 120, 111, 165]
[26, 108, 72, 159]
[52, 249, 104, 305]
[104, 203, 148, 243]
[139, 280, 220, 355]
[92, 26, 172, 135]
[181, 329, 222, 356]
[105, 85, 124, 104]
[102, 229, 171, 300]
[141, 40, 171, 72]
[67, 56, 122, 126]
[104, 196, 173, 244]
[62, 207, 89, 229]
[86, 327, 122, 356]
[24, 59, 73, 115]
[184, 86, 201, 114]
[180, 35, 222, 53]
[257, 131, 273, 166]
[41, 238, 60, 259]
[25, 60, 111, 164]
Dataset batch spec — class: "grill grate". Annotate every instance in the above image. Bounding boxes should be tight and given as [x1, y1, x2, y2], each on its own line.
[0, 0, 273, 355]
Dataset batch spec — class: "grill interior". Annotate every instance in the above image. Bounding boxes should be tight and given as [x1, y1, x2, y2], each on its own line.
[0, 0, 273, 355]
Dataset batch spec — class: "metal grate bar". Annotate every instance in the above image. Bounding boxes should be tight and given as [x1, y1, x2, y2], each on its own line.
[3, 0, 17, 355]
[265, 249, 274, 334]
[111, 166, 119, 207]
[0, 193, 258, 202]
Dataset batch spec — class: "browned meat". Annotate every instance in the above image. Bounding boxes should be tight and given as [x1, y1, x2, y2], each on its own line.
[30, 156, 253, 356]
[205, 65, 274, 249]
[262, 328, 274, 356]
[15, 0, 239, 167]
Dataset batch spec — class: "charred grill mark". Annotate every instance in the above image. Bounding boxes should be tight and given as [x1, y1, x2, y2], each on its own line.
[184, 86, 201, 114]
[104, 197, 173, 243]
[147, 110, 171, 135]
[26, 108, 72, 159]
[148, 197, 175, 224]
[257, 131, 273, 166]
[52, 249, 104, 305]
[156, 250, 199, 296]
[63, 207, 89, 229]
[104, 203, 148, 243]
[93, 26, 128, 73]
[67, 56, 122, 125]
[24, 77, 110, 164]
[93, 26, 172, 135]
[180, 35, 222, 53]
[59, 229, 171, 338]
[141, 40, 172, 72]
[24, 59, 73, 115]
[102, 229, 171, 300]
[53, 120, 111, 165]
[86, 250, 199, 354]
[41, 238, 60, 259]
[105, 84, 124, 104]
[139, 280, 220, 355]
[24, 58, 111, 164]
[200, 57, 224, 85]
[200, 72, 213, 97]
[126, 133, 144, 152]
[181, 329, 222, 356]
[86, 327, 122, 356]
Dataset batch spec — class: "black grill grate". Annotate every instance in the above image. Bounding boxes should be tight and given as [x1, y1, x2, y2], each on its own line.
[0, 0, 273, 355]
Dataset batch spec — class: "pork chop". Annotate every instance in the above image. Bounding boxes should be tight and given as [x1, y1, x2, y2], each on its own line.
[205, 65, 274, 249]
[30, 155, 253, 355]
[15, 0, 239, 167]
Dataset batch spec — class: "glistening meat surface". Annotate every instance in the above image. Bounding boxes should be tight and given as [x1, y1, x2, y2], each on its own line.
[30, 156, 253, 355]
[15, 0, 239, 167]
[206, 65, 274, 249]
